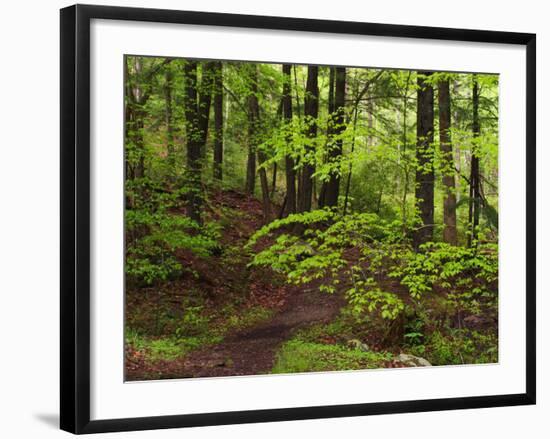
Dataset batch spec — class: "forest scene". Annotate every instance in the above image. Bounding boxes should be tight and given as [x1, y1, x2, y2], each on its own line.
[124, 56, 499, 381]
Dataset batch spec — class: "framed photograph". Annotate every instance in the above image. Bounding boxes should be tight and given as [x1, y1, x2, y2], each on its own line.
[60, 4, 536, 434]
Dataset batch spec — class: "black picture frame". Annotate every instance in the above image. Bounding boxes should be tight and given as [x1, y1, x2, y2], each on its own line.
[60, 4, 536, 434]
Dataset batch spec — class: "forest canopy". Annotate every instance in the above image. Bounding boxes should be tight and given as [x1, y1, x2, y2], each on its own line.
[124, 56, 499, 380]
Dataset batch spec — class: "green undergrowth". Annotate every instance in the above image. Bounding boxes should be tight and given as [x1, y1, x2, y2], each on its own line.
[409, 329, 498, 365]
[271, 304, 498, 374]
[271, 339, 391, 374]
[272, 318, 392, 374]
[126, 305, 274, 363]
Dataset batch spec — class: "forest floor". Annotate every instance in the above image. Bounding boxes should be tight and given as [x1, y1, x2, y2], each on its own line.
[141, 284, 344, 379]
[125, 189, 353, 380]
[125, 188, 498, 381]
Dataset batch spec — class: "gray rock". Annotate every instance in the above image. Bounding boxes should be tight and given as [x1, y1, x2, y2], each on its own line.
[347, 339, 370, 352]
[396, 353, 431, 367]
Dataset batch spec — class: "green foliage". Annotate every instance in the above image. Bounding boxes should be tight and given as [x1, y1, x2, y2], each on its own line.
[124, 57, 501, 376]
[271, 339, 391, 374]
[226, 306, 274, 329]
[249, 209, 497, 328]
[347, 287, 405, 320]
[125, 178, 221, 286]
[391, 241, 498, 314]
[126, 328, 221, 362]
[410, 329, 498, 365]
[126, 304, 273, 364]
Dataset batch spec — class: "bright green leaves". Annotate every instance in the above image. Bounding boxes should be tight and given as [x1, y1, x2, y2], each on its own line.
[125, 178, 221, 286]
[248, 209, 497, 324]
[391, 241, 498, 313]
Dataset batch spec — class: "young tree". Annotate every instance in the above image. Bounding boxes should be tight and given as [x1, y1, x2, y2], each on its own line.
[297, 65, 319, 213]
[324, 67, 346, 207]
[438, 77, 457, 245]
[245, 65, 257, 195]
[213, 62, 224, 182]
[468, 75, 482, 247]
[318, 67, 335, 208]
[246, 64, 271, 220]
[282, 64, 297, 216]
[413, 71, 435, 249]
[164, 64, 175, 172]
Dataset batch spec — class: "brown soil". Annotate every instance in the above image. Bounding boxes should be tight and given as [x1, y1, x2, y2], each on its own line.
[130, 285, 343, 380]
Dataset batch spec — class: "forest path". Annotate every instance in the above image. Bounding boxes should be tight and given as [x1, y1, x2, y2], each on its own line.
[164, 285, 344, 378]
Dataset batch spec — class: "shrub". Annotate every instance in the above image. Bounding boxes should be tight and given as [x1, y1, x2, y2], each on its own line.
[125, 178, 221, 286]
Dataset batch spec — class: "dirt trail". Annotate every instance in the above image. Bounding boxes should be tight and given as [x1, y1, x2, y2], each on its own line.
[162, 286, 344, 378]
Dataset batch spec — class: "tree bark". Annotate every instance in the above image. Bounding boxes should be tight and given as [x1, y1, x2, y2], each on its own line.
[183, 61, 202, 224]
[271, 163, 277, 198]
[164, 65, 175, 173]
[297, 66, 319, 213]
[183, 61, 214, 224]
[413, 71, 435, 250]
[213, 62, 224, 181]
[468, 76, 482, 247]
[282, 64, 296, 216]
[245, 64, 257, 195]
[438, 78, 457, 245]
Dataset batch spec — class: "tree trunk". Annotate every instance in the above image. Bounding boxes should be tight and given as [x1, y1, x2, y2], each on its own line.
[438, 78, 457, 245]
[164, 65, 175, 173]
[271, 163, 277, 198]
[318, 67, 335, 208]
[413, 71, 435, 250]
[468, 76, 482, 247]
[245, 64, 257, 195]
[247, 65, 271, 220]
[213, 62, 224, 181]
[324, 67, 346, 207]
[183, 61, 202, 224]
[297, 66, 319, 213]
[132, 57, 145, 179]
[282, 64, 296, 216]
[183, 61, 214, 224]
[198, 62, 215, 158]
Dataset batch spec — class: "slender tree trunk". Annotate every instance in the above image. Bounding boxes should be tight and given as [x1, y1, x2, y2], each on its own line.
[413, 71, 435, 250]
[213, 62, 224, 181]
[132, 57, 146, 179]
[297, 66, 319, 213]
[367, 97, 374, 148]
[164, 66, 175, 173]
[324, 67, 346, 207]
[282, 64, 296, 216]
[468, 76, 482, 247]
[246, 65, 271, 219]
[342, 106, 360, 216]
[293, 65, 304, 210]
[198, 62, 215, 158]
[245, 65, 257, 195]
[319, 67, 335, 208]
[438, 78, 457, 245]
[400, 71, 412, 227]
[271, 163, 277, 197]
[453, 79, 462, 204]
[124, 58, 135, 181]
